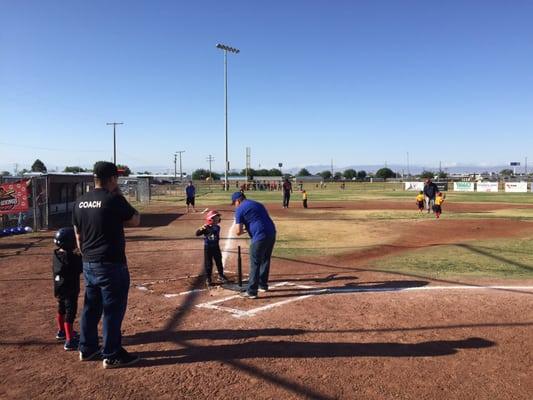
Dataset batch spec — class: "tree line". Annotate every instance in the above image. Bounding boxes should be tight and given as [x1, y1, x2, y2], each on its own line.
[0, 159, 523, 180]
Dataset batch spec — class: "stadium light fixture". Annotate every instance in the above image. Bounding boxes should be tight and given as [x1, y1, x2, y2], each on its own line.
[216, 43, 240, 190]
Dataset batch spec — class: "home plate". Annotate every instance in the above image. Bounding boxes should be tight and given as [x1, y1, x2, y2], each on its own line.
[196, 282, 321, 318]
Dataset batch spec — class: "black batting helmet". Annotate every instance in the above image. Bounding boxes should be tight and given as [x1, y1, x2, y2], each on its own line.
[53, 227, 76, 251]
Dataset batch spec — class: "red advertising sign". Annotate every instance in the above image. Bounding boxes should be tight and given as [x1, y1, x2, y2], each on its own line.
[0, 180, 30, 215]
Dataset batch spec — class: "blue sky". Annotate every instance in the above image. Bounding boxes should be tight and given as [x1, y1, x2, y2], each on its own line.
[1, 1, 533, 173]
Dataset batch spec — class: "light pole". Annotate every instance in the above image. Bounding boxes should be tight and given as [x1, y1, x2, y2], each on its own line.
[216, 43, 240, 190]
[106, 122, 124, 165]
[176, 151, 185, 182]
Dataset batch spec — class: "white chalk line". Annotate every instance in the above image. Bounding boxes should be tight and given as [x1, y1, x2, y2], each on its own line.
[221, 222, 237, 267]
[195, 282, 321, 318]
[195, 283, 533, 318]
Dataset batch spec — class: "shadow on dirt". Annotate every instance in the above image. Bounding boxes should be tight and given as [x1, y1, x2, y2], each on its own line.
[133, 337, 495, 366]
[0, 237, 47, 256]
[127, 235, 194, 242]
[126, 236, 248, 243]
[270, 253, 533, 296]
[250, 280, 429, 300]
[269, 273, 359, 284]
[139, 213, 183, 227]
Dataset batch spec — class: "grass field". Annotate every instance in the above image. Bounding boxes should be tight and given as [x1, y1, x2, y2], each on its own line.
[141, 183, 533, 280]
[375, 238, 533, 279]
[148, 182, 533, 204]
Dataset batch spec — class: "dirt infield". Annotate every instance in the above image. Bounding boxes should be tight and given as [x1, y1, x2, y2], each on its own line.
[1, 200, 532, 399]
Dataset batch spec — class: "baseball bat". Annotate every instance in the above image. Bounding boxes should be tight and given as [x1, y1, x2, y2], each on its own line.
[237, 245, 242, 288]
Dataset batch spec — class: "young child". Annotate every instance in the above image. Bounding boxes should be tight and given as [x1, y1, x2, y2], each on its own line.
[302, 190, 308, 208]
[433, 192, 445, 219]
[196, 210, 229, 287]
[415, 191, 425, 212]
[52, 227, 82, 351]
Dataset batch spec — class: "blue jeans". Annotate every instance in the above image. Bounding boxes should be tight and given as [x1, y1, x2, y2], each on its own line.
[247, 235, 276, 295]
[80, 262, 130, 359]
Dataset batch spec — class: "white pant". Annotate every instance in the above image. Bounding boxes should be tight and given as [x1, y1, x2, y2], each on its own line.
[425, 196, 435, 212]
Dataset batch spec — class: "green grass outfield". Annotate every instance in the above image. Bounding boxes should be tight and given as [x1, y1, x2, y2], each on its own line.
[147, 182, 533, 205]
[374, 238, 533, 279]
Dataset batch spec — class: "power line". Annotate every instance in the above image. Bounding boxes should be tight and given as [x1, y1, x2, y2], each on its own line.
[0, 142, 101, 153]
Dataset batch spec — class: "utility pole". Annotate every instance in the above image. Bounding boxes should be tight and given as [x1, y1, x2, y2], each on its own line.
[245, 147, 251, 179]
[407, 152, 410, 176]
[525, 157, 528, 176]
[331, 159, 334, 176]
[176, 151, 185, 182]
[174, 153, 177, 180]
[206, 154, 215, 179]
[106, 122, 124, 165]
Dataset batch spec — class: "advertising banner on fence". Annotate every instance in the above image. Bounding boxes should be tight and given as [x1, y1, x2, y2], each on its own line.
[404, 182, 424, 191]
[0, 180, 29, 215]
[504, 182, 528, 193]
[476, 182, 499, 192]
[435, 182, 449, 192]
[453, 182, 475, 192]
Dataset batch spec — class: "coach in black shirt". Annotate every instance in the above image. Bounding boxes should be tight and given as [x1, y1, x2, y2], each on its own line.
[73, 161, 140, 368]
[423, 179, 439, 214]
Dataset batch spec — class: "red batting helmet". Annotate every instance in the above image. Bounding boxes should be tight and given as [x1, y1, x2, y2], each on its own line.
[205, 210, 221, 224]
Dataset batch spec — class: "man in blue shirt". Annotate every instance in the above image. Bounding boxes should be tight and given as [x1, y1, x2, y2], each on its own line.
[232, 192, 276, 299]
[185, 181, 197, 213]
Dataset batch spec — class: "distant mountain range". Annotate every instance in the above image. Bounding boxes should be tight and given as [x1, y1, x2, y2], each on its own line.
[286, 164, 525, 175]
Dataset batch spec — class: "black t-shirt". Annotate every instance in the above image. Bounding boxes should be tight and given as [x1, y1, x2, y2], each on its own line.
[72, 188, 136, 263]
[423, 182, 439, 199]
[52, 249, 82, 298]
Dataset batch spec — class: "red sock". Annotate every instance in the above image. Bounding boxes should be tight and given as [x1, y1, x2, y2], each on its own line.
[64, 322, 74, 341]
[56, 313, 65, 331]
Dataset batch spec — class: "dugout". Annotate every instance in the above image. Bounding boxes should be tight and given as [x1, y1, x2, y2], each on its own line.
[46, 173, 94, 228]
[1, 173, 94, 230]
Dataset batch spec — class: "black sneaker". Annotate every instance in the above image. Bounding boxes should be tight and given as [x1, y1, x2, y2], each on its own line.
[103, 348, 140, 369]
[240, 291, 258, 299]
[79, 348, 101, 361]
[218, 274, 230, 284]
[57, 330, 79, 341]
[258, 287, 268, 292]
[64, 338, 79, 351]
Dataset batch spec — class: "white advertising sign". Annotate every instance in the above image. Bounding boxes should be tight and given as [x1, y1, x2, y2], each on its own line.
[504, 182, 528, 193]
[453, 182, 475, 192]
[404, 182, 425, 191]
[476, 182, 499, 192]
